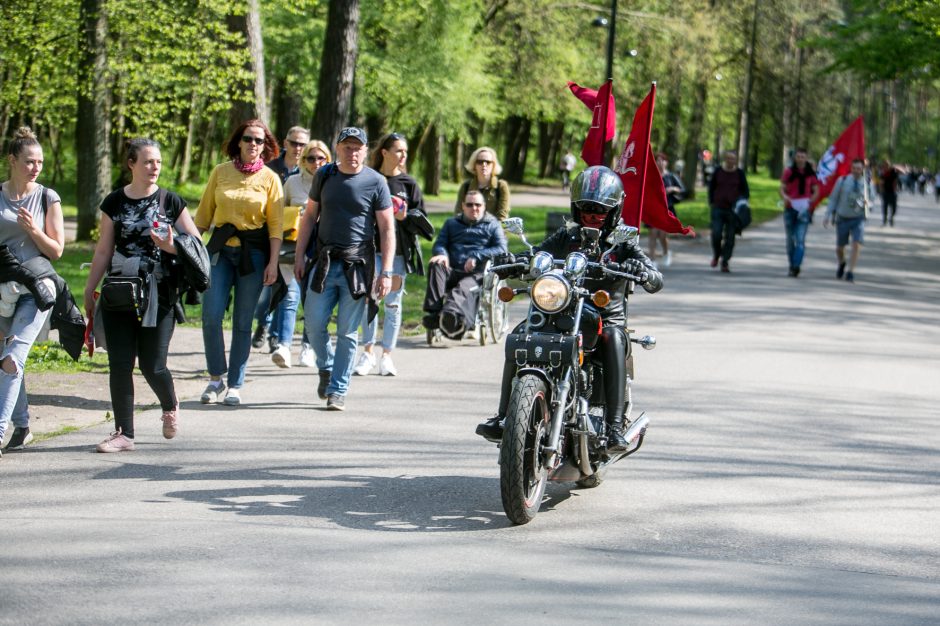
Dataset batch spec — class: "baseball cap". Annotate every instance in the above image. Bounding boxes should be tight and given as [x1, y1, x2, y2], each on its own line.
[336, 127, 367, 145]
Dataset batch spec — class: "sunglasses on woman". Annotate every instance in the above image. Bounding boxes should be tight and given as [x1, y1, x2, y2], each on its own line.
[476, 159, 493, 166]
[305, 155, 327, 163]
[241, 136, 265, 145]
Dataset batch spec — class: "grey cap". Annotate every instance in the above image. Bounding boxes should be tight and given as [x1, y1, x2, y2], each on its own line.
[336, 127, 367, 145]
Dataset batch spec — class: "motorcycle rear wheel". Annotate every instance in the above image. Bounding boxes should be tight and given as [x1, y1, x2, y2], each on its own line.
[499, 375, 551, 525]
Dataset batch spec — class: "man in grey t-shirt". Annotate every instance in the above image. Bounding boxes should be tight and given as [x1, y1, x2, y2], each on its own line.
[293, 127, 394, 410]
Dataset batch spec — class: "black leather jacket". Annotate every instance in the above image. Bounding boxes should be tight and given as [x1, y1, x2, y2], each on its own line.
[534, 225, 663, 326]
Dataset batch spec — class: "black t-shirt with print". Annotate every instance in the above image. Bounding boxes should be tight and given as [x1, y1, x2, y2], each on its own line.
[100, 187, 185, 266]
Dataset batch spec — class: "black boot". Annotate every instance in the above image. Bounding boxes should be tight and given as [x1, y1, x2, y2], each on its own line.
[251, 324, 267, 349]
[606, 416, 628, 452]
[475, 415, 504, 442]
[317, 369, 331, 399]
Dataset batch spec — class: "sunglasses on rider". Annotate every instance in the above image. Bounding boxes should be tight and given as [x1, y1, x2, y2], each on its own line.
[241, 136, 265, 145]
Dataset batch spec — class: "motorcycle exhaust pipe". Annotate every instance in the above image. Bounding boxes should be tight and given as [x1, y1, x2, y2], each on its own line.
[622, 413, 650, 455]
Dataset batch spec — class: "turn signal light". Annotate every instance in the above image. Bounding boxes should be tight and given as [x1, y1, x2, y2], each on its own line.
[592, 290, 611, 307]
[498, 286, 516, 302]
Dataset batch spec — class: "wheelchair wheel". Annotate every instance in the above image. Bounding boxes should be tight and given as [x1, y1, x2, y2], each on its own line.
[489, 279, 509, 343]
[478, 321, 488, 346]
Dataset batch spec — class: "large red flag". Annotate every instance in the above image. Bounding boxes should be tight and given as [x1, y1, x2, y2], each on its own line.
[813, 116, 866, 209]
[568, 80, 615, 166]
[614, 84, 693, 235]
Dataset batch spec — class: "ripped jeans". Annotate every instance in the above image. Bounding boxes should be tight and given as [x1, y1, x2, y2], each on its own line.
[0, 295, 51, 441]
[360, 254, 406, 352]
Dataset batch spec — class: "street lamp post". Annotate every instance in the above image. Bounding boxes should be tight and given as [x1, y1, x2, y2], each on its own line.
[592, 0, 618, 81]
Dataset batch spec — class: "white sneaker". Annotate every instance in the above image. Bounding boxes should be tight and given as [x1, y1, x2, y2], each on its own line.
[271, 344, 291, 369]
[298, 343, 315, 368]
[200, 380, 226, 404]
[466, 327, 478, 340]
[353, 351, 376, 376]
[663, 251, 673, 268]
[223, 388, 241, 406]
[379, 353, 397, 376]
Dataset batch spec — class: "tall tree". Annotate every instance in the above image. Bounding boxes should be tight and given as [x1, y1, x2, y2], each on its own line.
[75, 0, 110, 241]
[228, 0, 268, 125]
[311, 0, 359, 144]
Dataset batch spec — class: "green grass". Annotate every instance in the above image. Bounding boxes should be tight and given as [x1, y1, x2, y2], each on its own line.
[25, 340, 110, 372]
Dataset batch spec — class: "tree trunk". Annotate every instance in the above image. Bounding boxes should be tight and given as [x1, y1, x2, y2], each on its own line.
[177, 95, 199, 184]
[75, 0, 111, 241]
[545, 121, 564, 180]
[536, 121, 551, 178]
[451, 137, 464, 183]
[311, 0, 359, 145]
[736, 0, 759, 164]
[502, 115, 530, 183]
[681, 73, 709, 197]
[227, 0, 268, 126]
[663, 76, 683, 161]
[422, 124, 441, 195]
[273, 79, 303, 139]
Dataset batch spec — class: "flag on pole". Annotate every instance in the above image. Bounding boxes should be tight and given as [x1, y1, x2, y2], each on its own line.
[568, 80, 615, 166]
[813, 116, 866, 209]
[614, 83, 694, 235]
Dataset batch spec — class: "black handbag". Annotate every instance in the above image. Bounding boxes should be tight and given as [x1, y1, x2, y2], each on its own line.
[99, 276, 144, 314]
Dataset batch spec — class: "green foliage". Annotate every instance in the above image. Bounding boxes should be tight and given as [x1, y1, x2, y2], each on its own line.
[26, 341, 109, 373]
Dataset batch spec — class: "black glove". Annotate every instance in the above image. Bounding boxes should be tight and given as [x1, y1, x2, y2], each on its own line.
[619, 259, 650, 284]
[490, 252, 515, 266]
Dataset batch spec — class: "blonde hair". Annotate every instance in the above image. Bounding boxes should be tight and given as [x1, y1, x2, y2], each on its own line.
[464, 146, 502, 176]
[302, 140, 332, 164]
[7, 126, 40, 159]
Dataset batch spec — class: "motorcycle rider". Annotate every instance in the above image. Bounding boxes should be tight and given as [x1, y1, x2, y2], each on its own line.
[476, 166, 663, 451]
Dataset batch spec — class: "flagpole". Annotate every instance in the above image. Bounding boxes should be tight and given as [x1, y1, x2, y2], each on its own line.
[599, 78, 612, 165]
[636, 82, 657, 215]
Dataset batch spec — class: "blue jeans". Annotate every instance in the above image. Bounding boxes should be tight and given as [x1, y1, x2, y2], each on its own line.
[307, 262, 367, 396]
[202, 246, 266, 388]
[0, 295, 51, 441]
[784, 208, 812, 269]
[360, 254, 406, 352]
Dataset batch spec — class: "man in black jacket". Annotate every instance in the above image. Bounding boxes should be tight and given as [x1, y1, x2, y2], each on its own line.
[476, 166, 662, 451]
[708, 151, 750, 272]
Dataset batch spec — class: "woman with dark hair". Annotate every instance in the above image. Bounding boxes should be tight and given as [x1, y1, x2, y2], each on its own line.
[455, 147, 510, 220]
[84, 138, 201, 453]
[353, 132, 425, 377]
[780, 148, 819, 277]
[194, 119, 284, 406]
[0, 127, 65, 458]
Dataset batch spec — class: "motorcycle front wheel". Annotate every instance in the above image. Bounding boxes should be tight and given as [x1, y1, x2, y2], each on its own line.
[500, 374, 551, 525]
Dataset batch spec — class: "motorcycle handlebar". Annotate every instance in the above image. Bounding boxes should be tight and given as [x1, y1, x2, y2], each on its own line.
[488, 260, 643, 282]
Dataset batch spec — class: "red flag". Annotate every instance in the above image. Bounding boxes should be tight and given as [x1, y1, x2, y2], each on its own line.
[613, 85, 693, 235]
[813, 116, 866, 209]
[568, 80, 615, 166]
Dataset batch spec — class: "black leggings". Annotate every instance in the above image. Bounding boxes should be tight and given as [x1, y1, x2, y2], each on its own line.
[102, 296, 177, 438]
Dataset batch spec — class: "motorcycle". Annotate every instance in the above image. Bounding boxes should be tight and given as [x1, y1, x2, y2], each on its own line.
[488, 217, 656, 525]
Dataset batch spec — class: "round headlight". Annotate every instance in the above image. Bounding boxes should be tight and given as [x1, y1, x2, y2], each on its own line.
[530, 274, 571, 313]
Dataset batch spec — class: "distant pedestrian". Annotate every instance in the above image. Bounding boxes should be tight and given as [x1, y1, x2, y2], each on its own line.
[825, 158, 875, 283]
[455, 147, 510, 220]
[647, 152, 684, 268]
[780, 148, 819, 277]
[353, 132, 427, 378]
[267, 139, 332, 370]
[707, 150, 749, 273]
[934, 170, 940, 203]
[84, 138, 201, 453]
[560, 150, 576, 191]
[0, 127, 65, 458]
[195, 119, 284, 407]
[292, 127, 394, 411]
[878, 160, 900, 226]
[252, 125, 310, 353]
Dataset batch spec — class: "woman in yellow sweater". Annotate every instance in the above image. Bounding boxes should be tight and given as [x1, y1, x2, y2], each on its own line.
[195, 119, 284, 406]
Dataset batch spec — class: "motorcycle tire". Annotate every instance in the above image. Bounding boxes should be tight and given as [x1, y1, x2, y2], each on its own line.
[499, 374, 551, 525]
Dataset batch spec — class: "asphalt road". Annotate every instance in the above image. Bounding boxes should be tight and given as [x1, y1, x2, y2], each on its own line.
[2, 193, 938, 624]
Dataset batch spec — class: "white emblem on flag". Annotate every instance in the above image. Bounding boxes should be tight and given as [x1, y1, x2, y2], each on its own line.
[817, 145, 844, 185]
[614, 140, 637, 176]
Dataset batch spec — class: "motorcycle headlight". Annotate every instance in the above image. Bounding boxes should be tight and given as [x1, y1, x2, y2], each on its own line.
[530, 274, 571, 313]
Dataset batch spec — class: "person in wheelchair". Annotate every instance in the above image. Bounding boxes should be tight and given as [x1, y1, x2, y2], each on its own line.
[476, 166, 663, 451]
[422, 190, 507, 339]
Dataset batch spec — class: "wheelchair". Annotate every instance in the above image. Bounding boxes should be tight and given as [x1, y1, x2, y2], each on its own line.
[425, 260, 510, 347]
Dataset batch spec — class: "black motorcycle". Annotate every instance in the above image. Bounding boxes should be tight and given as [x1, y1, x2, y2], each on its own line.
[489, 218, 656, 525]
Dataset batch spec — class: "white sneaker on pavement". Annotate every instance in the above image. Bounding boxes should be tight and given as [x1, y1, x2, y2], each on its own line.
[379, 352, 397, 376]
[200, 380, 226, 404]
[663, 251, 673, 268]
[298, 343, 315, 368]
[353, 351, 376, 376]
[223, 388, 241, 406]
[271, 344, 291, 369]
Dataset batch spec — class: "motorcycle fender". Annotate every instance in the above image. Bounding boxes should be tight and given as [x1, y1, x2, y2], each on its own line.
[513, 367, 554, 402]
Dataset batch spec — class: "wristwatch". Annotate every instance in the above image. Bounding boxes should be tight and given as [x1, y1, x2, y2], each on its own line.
[380, 270, 394, 278]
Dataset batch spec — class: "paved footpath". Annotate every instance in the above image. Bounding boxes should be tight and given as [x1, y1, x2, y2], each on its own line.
[1, 193, 938, 624]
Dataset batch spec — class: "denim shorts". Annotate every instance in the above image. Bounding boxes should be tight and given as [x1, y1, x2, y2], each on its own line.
[836, 217, 865, 247]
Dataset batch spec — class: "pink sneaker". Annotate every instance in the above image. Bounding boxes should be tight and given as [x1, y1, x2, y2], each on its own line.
[161, 406, 179, 440]
[96, 429, 135, 453]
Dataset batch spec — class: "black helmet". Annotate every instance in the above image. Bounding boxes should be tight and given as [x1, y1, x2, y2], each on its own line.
[570, 165, 624, 231]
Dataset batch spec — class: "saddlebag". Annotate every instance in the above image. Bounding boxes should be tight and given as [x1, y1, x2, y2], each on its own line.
[505, 333, 579, 368]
